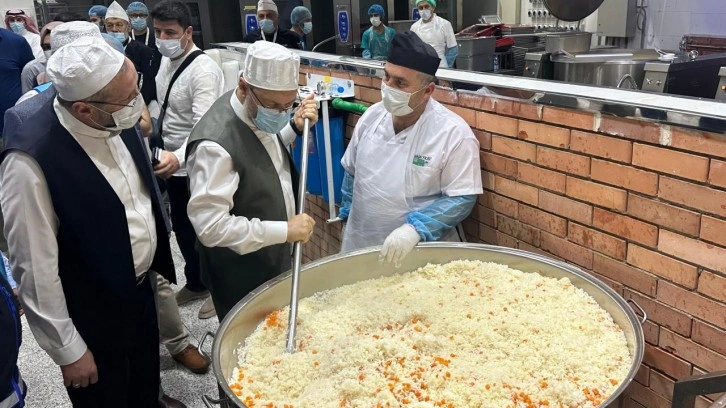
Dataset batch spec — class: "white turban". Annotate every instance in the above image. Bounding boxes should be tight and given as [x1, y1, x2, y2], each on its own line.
[105, 1, 129, 22]
[257, 0, 278, 13]
[47, 36, 125, 101]
[50, 21, 102, 52]
[243, 41, 299, 91]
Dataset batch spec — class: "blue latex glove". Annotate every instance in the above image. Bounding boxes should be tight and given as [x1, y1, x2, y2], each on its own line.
[445, 45, 459, 68]
[407, 195, 476, 241]
[338, 171, 354, 220]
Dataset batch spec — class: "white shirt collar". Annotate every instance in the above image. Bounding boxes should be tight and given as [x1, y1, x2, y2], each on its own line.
[53, 97, 115, 140]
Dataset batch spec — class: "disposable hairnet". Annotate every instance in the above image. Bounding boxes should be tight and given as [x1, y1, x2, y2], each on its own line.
[50, 21, 102, 52]
[88, 5, 107, 18]
[102, 32, 126, 54]
[126, 2, 149, 15]
[416, 0, 437, 7]
[290, 6, 311, 26]
[368, 4, 385, 19]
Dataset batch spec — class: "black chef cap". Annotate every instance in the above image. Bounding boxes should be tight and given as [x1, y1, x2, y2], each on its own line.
[386, 31, 441, 76]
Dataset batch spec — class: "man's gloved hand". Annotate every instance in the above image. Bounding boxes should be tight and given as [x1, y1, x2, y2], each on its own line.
[381, 224, 421, 264]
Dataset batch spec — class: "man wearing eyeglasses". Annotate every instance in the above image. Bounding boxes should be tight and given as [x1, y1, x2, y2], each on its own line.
[185, 41, 317, 321]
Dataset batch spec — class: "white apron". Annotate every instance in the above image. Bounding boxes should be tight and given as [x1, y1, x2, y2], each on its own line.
[341, 111, 460, 252]
[412, 16, 447, 68]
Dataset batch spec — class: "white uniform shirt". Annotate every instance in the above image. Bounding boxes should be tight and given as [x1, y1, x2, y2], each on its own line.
[0, 99, 157, 366]
[187, 92, 296, 255]
[155, 46, 224, 176]
[21, 30, 44, 60]
[410, 15, 457, 67]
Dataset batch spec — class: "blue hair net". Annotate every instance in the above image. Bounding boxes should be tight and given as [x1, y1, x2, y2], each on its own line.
[101, 33, 126, 55]
[88, 5, 107, 18]
[290, 6, 312, 26]
[126, 2, 149, 15]
[368, 4, 385, 19]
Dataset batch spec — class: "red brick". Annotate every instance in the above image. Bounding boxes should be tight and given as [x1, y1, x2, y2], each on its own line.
[479, 223, 497, 244]
[475, 204, 496, 228]
[633, 144, 710, 182]
[692, 320, 726, 356]
[658, 229, 726, 274]
[492, 136, 537, 162]
[623, 289, 692, 337]
[494, 176, 539, 206]
[569, 223, 626, 259]
[536, 146, 591, 177]
[350, 73, 372, 87]
[697, 271, 726, 302]
[490, 193, 519, 218]
[519, 204, 568, 237]
[457, 91, 485, 110]
[517, 242, 552, 258]
[708, 159, 726, 188]
[623, 397, 647, 408]
[598, 116, 662, 144]
[444, 104, 477, 127]
[359, 87, 382, 103]
[540, 232, 593, 269]
[566, 177, 628, 211]
[593, 208, 658, 247]
[496, 215, 540, 246]
[432, 87, 457, 104]
[463, 218, 479, 239]
[627, 245, 699, 289]
[570, 131, 633, 163]
[473, 130, 492, 150]
[518, 121, 570, 148]
[516, 163, 566, 193]
[346, 113, 361, 128]
[644, 344, 693, 379]
[659, 328, 726, 372]
[593, 254, 657, 296]
[635, 364, 651, 386]
[371, 77, 382, 89]
[538, 190, 593, 225]
[659, 176, 726, 217]
[649, 370, 676, 400]
[700, 215, 726, 247]
[657, 280, 726, 330]
[590, 271, 625, 295]
[670, 127, 726, 160]
[496, 230, 519, 248]
[624, 381, 672, 408]
[480, 152, 518, 177]
[542, 106, 594, 130]
[495, 100, 541, 121]
[627, 195, 701, 237]
[481, 170, 495, 190]
[476, 112, 518, 136]
[643, 320, 660, 345]
[329, 70, 350, 80]
[591, 159, 658, 195]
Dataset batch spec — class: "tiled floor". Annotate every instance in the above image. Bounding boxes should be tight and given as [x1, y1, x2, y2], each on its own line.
[17, 236, 220, 408]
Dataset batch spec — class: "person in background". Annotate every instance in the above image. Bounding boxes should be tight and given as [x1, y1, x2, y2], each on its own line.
[289, 6, 312, 50]
[0, 28, 33, 138]
[0, 263, 24, 408]
[1, 35, 176, 407]
[339, 32, 481, 263]
[152, 0, 224, 319]
[244, 0, 301, 50]
[410, 0, 458, 68]
[361, 4, 396, 60]
[20, 21, 61, 94]
[4, 10, 43, 60]
[105, 1, 158, 105]
[278, 0, 301, 30]
[186, 41, 317, 321]
[87, 5, 106, 31]
[127, 1, 157, 50]
[53, 11, 85, 22]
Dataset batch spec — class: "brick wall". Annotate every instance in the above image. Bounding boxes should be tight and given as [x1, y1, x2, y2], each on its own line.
[298, 66, 726, 407]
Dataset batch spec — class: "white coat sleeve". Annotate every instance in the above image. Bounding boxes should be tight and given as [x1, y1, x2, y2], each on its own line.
[28, 33, 44, 60]
[187, 141, 288, 255]
[443, 19, 458, 48]
[0, 152, 88, 366]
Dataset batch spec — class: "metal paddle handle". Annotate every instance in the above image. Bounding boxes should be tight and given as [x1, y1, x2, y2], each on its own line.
[286, 117, 311, 353]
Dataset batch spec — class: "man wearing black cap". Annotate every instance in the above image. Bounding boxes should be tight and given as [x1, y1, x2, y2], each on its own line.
[339, 31, 482, 263]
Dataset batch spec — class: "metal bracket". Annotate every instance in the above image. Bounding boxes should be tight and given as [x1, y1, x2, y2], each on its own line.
[672, 370, 726, 408]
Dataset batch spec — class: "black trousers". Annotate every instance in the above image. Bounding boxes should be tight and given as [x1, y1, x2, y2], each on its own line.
[167, 176, 205, 292]
[66, 278, 159, 408]
[0, 279, 24, 407]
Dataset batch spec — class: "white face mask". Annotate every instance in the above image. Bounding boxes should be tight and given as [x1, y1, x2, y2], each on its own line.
[370, 16, 381, 27]
[89, 94, 144, 132]
[10, 22, 25, 34]
[420, 9, 433, 20]
[302, 21, 313, 34]
[381, 82, 426, 117]
[156, 35, 187, 58]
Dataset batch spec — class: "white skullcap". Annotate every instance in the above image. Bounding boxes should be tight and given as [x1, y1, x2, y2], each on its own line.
[243, 41, 299, 91]
[50, 21, 102, 52]
[47, 36, 125, 101]
[105, 1, 129, 22]
[257, 0, 278, 13]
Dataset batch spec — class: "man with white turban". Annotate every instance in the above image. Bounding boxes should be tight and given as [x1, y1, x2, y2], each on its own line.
[244, 0, 301, 49]
[186, 41, 318, 321]
[0, 36, 175, 406]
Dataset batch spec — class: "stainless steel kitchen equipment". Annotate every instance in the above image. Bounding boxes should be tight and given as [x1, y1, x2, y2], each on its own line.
[202, 243, 646, 408]
[716, 67, 726, 102]
[332, 0, 395, 56]
[524, 51, 554, 79]
[455, 36, 496, 72]
[552, 49, 661, 89]
[544, 0, 605, 22]
[545, 32, 592, 54]
[642, 53, 726, 99]
[387, 19, 415, 33]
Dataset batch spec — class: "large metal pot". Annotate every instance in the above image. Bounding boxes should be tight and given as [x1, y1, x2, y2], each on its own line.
[552, 49, 661, 88]
[203, 243, 645, 408]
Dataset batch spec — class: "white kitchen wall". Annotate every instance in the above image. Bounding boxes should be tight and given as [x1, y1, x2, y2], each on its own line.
[633, 0, 726, 51]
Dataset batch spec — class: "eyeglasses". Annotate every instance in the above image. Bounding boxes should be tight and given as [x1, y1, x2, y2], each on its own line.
[249, 87, 300, 113]
[86, 90, 140, 108]
[105, 22, 128, 30]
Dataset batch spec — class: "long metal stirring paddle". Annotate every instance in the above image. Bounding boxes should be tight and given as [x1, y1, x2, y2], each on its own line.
[286, 117, 311, 353]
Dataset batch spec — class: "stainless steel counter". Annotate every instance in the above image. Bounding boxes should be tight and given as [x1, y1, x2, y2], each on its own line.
[214, 42, 726, 134]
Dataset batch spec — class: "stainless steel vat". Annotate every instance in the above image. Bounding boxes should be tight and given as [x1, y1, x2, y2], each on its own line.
[457, 36, 496, 56]
[205, 243, 646, 408]
[545, 32, 593, 54]
[552, 49, 661, 88]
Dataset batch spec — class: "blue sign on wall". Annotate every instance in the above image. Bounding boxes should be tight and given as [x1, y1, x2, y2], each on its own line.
[337, 9, 350, 44]
[411, 8, 421, 20]
[245, 13, 258, 35]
